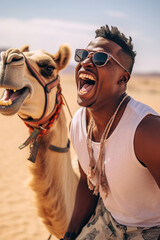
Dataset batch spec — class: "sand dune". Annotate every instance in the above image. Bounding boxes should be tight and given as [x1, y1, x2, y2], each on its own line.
[0, 74, 160, 240]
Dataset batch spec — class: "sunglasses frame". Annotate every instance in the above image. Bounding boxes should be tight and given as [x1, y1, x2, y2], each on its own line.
[75, 49, 130, 75]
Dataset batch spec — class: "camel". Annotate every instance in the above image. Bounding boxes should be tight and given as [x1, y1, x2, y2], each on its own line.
[0, 45, 79, 239]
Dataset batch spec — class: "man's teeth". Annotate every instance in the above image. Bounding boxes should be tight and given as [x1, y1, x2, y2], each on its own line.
[79, 73, 95, 81]
[80, 89, 87, 94]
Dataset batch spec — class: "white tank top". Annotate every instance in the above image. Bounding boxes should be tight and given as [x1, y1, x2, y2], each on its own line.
[70, 97, 160, 227]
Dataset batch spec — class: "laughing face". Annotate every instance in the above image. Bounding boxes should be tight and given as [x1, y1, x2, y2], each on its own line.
[75, 37, 126, 110]
[0, 45, 71, 119]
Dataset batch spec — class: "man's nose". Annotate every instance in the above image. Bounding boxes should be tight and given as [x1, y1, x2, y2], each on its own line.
[81, 53, 94, 68]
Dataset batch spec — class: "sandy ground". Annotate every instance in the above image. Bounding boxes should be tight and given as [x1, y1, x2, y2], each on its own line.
[0, 74, 160, 240]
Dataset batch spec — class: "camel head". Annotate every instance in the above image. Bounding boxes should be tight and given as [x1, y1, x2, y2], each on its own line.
[0, 45, 71, 121]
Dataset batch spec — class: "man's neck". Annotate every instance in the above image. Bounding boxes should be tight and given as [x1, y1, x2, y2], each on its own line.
[86, 95, 130, 142]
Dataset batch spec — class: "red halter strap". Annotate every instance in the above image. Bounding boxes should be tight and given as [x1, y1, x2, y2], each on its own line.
[24, 84, 63, 134]
[18, 84, 64, 150]
[20, 53, 62, 129]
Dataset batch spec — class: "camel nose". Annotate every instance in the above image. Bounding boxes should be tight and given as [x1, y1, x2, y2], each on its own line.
[2, 48, 25, 65]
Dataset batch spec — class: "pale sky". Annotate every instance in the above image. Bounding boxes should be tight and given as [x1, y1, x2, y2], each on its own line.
[0, 0, 159, 73]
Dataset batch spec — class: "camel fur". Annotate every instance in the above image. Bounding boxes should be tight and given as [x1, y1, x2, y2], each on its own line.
[0, 45, 79, 239]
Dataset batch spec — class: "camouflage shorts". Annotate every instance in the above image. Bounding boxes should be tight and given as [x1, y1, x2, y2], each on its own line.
[76, 199, 160, 240]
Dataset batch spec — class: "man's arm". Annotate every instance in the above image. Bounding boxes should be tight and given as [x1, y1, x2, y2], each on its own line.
[134, 114, 160, 187]
[63, 163, 99, 239]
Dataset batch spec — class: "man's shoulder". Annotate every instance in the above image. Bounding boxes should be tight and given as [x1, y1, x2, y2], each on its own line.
[72, 107, 85, 124]
[135, 114, 160, 187]
[137, 114, 160, 136]
[128, 97, 159, 117]
[135, 114, 160, 163]
[70, 107, 85, 136]
[70, 107, 86, 149]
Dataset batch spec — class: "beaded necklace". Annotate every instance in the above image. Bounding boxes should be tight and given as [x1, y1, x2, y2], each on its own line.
[87, 94, 128, 197]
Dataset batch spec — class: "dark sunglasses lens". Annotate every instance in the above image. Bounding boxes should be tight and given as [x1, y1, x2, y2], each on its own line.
[75, 49, 88, 62]
[93, 52, 108, 66]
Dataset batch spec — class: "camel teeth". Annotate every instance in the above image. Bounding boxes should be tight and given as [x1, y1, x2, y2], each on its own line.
[7, 88, 16, 92]
[8, 99, 12, 105]
[0, 99, 12, 106]
[2, 88, 17, 92]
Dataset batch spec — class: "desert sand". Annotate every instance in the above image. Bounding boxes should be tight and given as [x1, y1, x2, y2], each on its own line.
[0, 74, 160, 240]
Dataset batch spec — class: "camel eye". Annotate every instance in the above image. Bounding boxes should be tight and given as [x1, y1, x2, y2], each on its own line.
[46, 66, 55, 73]
[41, 65, 55, 77]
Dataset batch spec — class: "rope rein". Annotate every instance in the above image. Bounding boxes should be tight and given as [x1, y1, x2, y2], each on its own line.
[47, 234, 52, 240]
[62, 93, 73, 119]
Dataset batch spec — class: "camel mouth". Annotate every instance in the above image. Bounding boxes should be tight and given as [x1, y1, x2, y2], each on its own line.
[0, 87, 30, 116]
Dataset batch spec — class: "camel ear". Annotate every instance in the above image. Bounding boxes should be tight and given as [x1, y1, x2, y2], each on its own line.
[53, 44, 71, 70]
[20, 45, 30, 52]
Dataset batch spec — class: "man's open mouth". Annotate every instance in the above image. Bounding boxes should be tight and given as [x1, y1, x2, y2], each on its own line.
[79, 73, 96, 95]
[0, 87, 29, 115]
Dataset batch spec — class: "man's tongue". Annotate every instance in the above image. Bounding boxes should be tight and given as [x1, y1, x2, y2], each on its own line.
[80, 83, 94, 94]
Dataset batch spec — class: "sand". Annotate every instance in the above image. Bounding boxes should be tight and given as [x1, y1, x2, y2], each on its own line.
[0, 74, 160, 240]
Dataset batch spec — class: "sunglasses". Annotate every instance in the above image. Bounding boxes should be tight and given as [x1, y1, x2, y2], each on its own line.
[75, 49, 129, 74]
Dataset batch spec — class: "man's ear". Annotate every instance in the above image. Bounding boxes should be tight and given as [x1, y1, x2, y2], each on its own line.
[125, 72, 130, 81]
[118, 72, 130, 85]
[53, 44, 71, 70]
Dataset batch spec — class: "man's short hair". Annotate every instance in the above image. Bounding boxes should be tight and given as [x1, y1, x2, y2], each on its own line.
[95, 25, 136, 73]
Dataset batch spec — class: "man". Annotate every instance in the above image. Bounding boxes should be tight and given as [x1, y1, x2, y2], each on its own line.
[62, 25, 160, 239]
